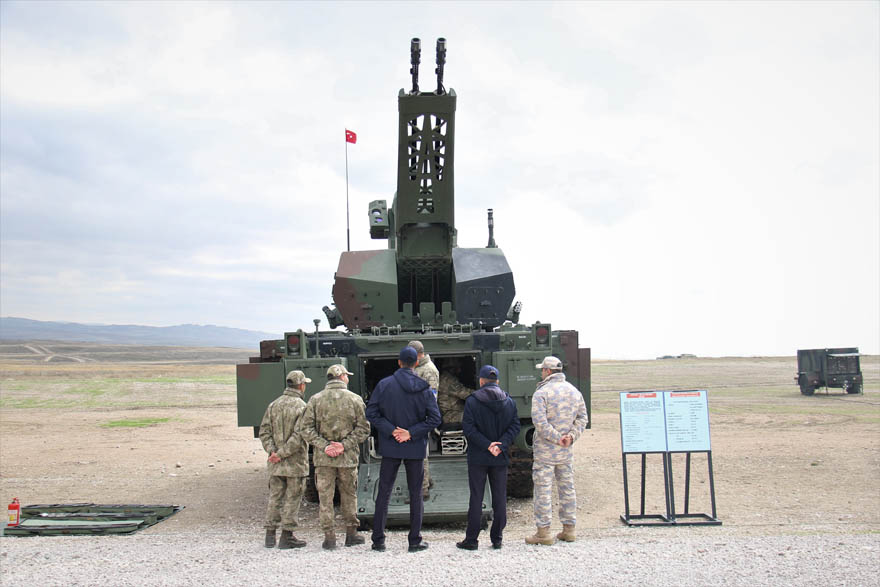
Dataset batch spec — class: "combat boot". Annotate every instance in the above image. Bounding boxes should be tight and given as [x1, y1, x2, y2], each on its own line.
[278, 530, 306, 549]
[322, 530, 337, 550]
[556, 524, 576, 542]
[524, 526, 555, 546]
[264, 528, 276, 548]
[344, 526, 365, 547]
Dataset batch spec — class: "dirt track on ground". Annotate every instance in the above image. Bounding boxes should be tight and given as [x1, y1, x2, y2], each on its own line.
[1, 343, 878, 541]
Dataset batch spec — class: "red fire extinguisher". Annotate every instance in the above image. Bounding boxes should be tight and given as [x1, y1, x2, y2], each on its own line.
[7, 498, 20, 527]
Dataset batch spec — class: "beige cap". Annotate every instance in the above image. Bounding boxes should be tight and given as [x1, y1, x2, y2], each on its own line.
[535, 356, 563, 370]
[327, 364, 354, 378]
[286, 370, 312, 385]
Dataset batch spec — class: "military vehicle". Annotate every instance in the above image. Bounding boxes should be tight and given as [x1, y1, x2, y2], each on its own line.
[236, 38, 591, 524]
[795, 348, 862, 395]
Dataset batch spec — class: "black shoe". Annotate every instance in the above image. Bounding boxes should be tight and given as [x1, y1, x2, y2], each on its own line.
[492, 541, 503, 550]
[407, 540, 429, 552]
[371, 542, 386, 552]
[456, 540, 478, 551]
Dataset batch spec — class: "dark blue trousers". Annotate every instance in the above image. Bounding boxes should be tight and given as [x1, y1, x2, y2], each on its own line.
[465, 464, 508, 544]
[371, 457, 424, 546]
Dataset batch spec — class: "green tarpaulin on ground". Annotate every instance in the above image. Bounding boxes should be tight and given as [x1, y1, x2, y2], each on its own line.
[3, 503, 183, 536]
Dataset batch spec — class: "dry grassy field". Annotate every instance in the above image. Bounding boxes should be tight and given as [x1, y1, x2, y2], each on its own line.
[1, 341, 878, 542]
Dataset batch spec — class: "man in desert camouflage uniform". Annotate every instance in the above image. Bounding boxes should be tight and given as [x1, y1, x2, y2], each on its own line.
[298, 364, 370, 550]
[409, 340, 439, 498]
[437, 363, 474, 428]
[525, 356, 589, 546]
[259, 370, 311, 549]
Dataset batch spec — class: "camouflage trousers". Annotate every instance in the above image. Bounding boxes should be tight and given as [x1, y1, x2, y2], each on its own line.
[422, 443, 431, 492]
[439, 406, 464, 427]
[423, 457, 431, 492]
[532, 461, 577, 528]
[315, 466, 359, 531]
[265, 475, 306, 531]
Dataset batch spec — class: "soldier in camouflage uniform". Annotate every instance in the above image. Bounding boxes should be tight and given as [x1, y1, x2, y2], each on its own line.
[525, 356, 589, 546]
[259, 370, 311, 549]
[409, 340, 439, 498]
[437, 363, 474, 428]
[297, 364, 370, 550]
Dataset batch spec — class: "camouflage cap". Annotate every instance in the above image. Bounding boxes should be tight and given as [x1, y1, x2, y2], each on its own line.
[286, 370, 312, 385]
[407, 340, 425, 353]
[535, 356, 563, 370]
[326, 364, 354, 378]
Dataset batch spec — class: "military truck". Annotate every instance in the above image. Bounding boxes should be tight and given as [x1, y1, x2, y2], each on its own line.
[236, 38, 591, 524]
[795, 348, 862, 395]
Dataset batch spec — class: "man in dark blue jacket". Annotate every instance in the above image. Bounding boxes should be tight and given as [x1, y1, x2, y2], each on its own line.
[366, 346, 442, 553]
[457, 364, 521, 550]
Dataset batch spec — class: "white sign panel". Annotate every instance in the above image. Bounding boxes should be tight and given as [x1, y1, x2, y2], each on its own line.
[619, 390, 712, 453]
[619, 392, 668, 453]
[664, 390, 711, 452]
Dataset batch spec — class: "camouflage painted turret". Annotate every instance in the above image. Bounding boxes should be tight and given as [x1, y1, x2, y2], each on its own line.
[324, 38, 515, 333]
[237, 38, 590, 525]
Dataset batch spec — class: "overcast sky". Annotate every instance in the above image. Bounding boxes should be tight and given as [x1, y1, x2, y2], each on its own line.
[1, 1, 878, 359]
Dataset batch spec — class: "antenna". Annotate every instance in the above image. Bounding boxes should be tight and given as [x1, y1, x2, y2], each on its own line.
[487, 209, 496, 248]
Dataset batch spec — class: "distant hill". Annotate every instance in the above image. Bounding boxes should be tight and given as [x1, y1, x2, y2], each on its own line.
[0, 317, 276, 349]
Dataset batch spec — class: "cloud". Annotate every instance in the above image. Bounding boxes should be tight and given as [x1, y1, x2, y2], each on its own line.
[1, 1, 877, 358]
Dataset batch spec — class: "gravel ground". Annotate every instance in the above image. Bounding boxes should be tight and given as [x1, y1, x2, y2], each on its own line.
[2, 526, 878, 587]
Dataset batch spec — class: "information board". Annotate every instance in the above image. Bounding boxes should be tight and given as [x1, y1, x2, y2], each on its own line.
[619, 392, 667, 453]
[619, 390, 711, 453]
[664, 390, 711, 452]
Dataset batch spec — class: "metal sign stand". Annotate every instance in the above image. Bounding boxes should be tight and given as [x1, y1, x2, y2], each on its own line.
[620, 450, 721, 526]
[620, 451, 673, 526]
[666, 451, 721, 525]
[619, 390, 721, 527]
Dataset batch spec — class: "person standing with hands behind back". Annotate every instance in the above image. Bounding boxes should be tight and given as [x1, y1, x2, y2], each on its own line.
[366, 346, 441, 553]
[456, 365, 520, 551]
[298, 364, 370, 551]
[259, 370, 311, 550]
[526, 356, 588, 546]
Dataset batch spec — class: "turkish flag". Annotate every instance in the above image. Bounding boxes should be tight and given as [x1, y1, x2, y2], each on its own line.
[345, 129, 357, 144]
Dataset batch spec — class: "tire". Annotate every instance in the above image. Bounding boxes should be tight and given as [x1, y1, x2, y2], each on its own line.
[800, 384, 815, 396]
[507, 446, 534, 498]
[847, 382, 862, 395]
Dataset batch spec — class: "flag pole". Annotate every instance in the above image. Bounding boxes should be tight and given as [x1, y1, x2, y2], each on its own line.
[345, 130, 350, 252]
